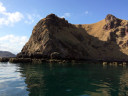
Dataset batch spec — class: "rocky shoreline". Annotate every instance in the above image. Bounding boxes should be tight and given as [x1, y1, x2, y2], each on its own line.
[0, 57, 128, 66]
[0, 57, 69, 64]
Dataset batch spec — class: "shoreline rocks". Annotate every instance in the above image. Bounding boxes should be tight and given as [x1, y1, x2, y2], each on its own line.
[0, 57, 10, 62]
[102, 61, 127, 66]
[1, 57, 128, 66]
[9, 58, 32, 63]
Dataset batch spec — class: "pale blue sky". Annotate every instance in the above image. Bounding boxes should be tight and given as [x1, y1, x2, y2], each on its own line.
[0, 0, 128, 54]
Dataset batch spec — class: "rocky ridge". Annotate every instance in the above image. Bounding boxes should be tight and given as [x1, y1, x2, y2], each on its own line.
[17, 14, 128, 61]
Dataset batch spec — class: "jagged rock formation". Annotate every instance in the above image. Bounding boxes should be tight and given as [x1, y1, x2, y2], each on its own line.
[17, 14, 128, 61]
[0, 51, 16, 57]
[103, 14, 121, 30]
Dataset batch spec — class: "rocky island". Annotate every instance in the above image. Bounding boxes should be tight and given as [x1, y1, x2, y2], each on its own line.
[3, 14, 128, 63]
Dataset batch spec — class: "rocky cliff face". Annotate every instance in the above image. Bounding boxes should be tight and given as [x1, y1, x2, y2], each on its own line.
[17, 14, 128, 61]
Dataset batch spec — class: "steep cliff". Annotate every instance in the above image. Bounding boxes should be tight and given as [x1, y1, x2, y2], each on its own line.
[17, 14, 128, 61]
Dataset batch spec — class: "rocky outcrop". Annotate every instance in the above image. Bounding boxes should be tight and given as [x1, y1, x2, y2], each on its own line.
[17, 14, 86, 60]
[0, 57, 10, 62]
[17, 14, 128, 61]
[103, 14, 121, 30]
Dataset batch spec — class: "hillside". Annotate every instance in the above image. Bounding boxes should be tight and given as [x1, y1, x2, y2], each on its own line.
[0, 51, 16, 57]
[17, 14, 128, 61]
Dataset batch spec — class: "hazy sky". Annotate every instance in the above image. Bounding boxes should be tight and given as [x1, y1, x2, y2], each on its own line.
[0, 0, 128, 54]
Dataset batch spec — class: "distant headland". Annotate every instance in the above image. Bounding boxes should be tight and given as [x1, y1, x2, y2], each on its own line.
[1, 14, 128, 63]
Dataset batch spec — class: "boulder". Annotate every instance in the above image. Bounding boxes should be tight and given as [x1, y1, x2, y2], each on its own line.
[50, 52, 61, 59]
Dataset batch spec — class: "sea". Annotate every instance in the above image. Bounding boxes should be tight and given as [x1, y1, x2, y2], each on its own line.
[0, 62, 128, 96]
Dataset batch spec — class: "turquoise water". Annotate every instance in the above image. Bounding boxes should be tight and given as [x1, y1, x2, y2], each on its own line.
[0, 62, 128, 96]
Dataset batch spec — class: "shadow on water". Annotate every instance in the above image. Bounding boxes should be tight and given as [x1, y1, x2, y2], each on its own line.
[17, 62, 128, 96]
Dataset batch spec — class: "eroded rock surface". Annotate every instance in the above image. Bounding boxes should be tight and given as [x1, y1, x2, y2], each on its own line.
[103, 14, 121, 30]
[17, 14, 128, 61]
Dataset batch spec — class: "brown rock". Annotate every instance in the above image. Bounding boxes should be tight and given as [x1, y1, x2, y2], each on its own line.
[17, 14, 128, 61]
[50, 52, 61, 59]
[103, 14, 121, 30]
[9, 58, 31, 63]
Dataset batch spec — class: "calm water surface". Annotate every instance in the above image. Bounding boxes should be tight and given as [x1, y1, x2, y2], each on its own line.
[0, 62, 128, 96]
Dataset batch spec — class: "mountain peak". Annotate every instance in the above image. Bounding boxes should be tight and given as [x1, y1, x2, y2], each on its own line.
[46, 13, 58, 19]
[44, 14, 71, 28]
[105, 14, 117, 21]
[103, 14, 121, 30]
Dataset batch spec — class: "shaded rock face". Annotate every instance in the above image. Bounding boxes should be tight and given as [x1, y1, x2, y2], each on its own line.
[17, 14, 75, 59]
[17, 14, 128, 61]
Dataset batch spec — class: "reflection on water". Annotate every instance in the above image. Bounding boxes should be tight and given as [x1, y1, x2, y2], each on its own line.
[119, 70, 128, 96]
[0, 62, 29, 96]
[0, 62, 128, 96]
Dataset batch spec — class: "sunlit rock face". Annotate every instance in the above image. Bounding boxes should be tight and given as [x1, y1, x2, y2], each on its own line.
[17, 14, 128, 61]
